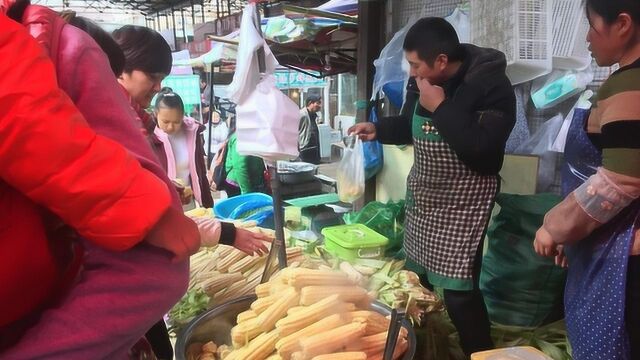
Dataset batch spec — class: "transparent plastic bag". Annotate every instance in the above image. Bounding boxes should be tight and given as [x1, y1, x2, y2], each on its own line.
[337, 137, 365, 203]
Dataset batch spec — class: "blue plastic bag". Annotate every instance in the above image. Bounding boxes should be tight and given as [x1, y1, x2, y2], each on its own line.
[363, 107, 384, 180]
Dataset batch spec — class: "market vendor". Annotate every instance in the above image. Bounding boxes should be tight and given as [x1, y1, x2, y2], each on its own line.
[350, 17, 516, 356]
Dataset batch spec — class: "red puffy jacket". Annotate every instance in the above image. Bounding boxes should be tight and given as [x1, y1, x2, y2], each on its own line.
[0, 13, 171, 327]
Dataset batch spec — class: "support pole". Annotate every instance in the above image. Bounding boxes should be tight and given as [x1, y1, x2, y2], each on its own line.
[181, 6, 188, 43]
[171, 7, 178, 51]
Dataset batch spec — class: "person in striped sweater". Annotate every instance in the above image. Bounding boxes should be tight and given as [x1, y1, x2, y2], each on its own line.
[535, 1, 640, 358]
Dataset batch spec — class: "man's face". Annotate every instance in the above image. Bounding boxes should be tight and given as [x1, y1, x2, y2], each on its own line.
[406, 51, 447, 85]
[309, 101, 322, 113]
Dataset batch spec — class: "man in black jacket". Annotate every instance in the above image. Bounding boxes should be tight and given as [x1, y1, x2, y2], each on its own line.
[350, 17, 515, 356]
[298, 95, 323, 164]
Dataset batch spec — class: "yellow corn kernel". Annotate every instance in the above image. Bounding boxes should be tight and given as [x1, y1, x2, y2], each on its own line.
[366, 336, 408, 360]
[348, 311, 391, 335]
[299, 286, 370, 306]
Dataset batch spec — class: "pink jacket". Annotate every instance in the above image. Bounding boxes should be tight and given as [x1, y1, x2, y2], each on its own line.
[154, 117, 214, 207]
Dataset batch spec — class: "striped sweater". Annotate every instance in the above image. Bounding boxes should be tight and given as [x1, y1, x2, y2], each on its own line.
[587, 59, 640, 178]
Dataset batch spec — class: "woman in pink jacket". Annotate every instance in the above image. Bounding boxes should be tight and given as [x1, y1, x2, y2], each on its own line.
[153, 88, 214, 210]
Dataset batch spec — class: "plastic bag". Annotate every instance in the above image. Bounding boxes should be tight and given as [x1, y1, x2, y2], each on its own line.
[561, 107, 601, 197]
[227, 3, 278, 104]
[480, 193, 565, 327]
[370, 15, 419, 102]
[514, 114, 564, 192]
[336, 137, 365, 203]
[235, 75, 300, 161]
[445, 6, 470, 43]
[550, 90, 593, 153]
[363, 107, 384, 180]
[343, 200, 405, 257]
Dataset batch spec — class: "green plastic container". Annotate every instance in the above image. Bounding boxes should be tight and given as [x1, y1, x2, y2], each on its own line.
[322, 224, 389, 261]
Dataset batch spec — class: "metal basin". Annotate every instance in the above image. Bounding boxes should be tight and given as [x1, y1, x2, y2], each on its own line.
[175, 294, 417, 360]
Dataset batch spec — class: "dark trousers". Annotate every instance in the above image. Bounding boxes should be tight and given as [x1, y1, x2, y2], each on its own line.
[627, 255, 640, 359]
[422, 239, 493, 357]
[145, 320, 173, 360]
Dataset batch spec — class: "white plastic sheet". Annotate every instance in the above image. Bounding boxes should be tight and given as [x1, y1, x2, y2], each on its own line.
[227, 3, 278, 104]
[235, 75, 300, 161]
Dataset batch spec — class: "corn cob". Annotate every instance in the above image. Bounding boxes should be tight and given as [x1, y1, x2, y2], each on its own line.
[214, 244, 236, 259]
[275, 295, 345, 337]
[201, 272, 244, 295]
[244, 329, 280, 360]
[230, 317, 263, 347]
[266, 355, 283, 360]
[311, 352, 367, 360]
[228, 255, 263, 274]
[298, 322, 367, 359]
[300, 286, 370, 306]
[251, 294, 279, 314]
[217, 344, 232, 359]
[347, 311, 390, 335]
[216, 250, 247, 273]
[276, 313, 347, 359]
[258, 287, 300, 332]
[286, 268, 355, 288]
[286, 306, 306, 316]
[366, 337, 408, 360]
[237, 309, 258, 324]
[222, 347, 247, 360]
[255, 282, 272, 298]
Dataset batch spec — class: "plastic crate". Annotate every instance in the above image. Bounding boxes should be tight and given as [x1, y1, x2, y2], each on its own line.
[552, 0, 592, 70]
[471, 0, 552, 85]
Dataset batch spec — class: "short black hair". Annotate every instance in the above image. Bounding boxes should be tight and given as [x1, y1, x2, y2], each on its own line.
[306, 94, 321, 106]
[155, 88, 185, 114]
[586, 0, 640, 25]
[403, 17, 463, 65]
[112, 25, 172, 75]
[69, 16, 125, 76]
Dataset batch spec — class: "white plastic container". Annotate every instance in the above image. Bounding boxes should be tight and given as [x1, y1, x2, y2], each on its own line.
[471, 0, 553, 85]
[552, 0, 592, 70]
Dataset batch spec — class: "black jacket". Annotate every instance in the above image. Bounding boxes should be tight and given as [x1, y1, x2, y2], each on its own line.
[375, 44, 516, 175]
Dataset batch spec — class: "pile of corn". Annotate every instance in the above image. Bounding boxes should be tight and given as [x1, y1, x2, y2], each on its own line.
[217, 267, 409, 360]
[190, 244, 305, 306]
[169, 222, 304, 328]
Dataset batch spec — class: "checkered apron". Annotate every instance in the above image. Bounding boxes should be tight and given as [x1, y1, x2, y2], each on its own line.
[404, 106, 498, 286]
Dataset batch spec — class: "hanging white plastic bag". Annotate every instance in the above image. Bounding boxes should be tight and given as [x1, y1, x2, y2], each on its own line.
[370, 14, 423, 102]
[227, 3, 278, 104]
[445, 6, 470, 43]
[337, 138, 365, 203]
[235, 75, 300, 161]
[550, 90, 594, 152]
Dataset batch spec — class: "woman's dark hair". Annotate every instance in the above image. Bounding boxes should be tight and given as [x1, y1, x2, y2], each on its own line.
[403, 17, 464, 65]
[586, 0, 640, 25]
[7, 0, 29, 22]
[112, 25, 172, 75]
[68, 16, 125, 76]
[154, 87, 185, 114]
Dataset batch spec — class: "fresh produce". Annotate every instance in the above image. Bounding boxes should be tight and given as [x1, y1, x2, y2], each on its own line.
[168, 221, 305, 332]
[194, 267, 410, 360]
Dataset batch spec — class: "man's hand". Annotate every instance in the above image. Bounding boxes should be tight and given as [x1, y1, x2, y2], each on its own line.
[534, 227, 559, 258]
[416, 77, 445, 113]
[348, 122, 377, 141]
[233, 228, 270, 256]
[146, 207, 200, 262]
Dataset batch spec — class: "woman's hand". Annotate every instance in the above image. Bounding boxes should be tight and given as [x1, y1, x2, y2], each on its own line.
[534, 227, 559, 258]
[233, 228, 270, 256]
